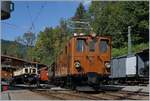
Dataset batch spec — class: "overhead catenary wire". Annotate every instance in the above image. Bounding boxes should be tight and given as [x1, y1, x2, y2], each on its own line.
[1, 22, 29, 30]
[33, 1, 47, 24]
[26, 1, 47, 33]
[26, 2, 35, 32]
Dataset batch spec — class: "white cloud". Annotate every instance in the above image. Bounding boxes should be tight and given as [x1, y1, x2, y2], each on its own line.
[82, 0, 92, 6]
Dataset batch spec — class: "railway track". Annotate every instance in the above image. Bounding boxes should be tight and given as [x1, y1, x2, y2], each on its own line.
[31, 89, 101, 100]
[13, 84, 149, 100]
[31, 88, 149, 100]
[90, 91, 149, 100]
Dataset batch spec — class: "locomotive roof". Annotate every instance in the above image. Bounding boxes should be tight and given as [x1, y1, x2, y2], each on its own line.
[71, 34, 112, 38]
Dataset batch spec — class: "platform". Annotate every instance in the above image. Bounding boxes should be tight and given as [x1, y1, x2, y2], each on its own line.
[1, 89, 50, 100]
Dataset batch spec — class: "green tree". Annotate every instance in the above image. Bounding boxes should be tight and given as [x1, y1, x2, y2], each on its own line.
[73, 3, 87, 20]
[16, 32, 36, 47]
[122, 1, 149, 44]
[88, 1, 149, 48]
[33, 27, 62, 65]
[15, 32, 36, 60]
[71, 3, 91, 33]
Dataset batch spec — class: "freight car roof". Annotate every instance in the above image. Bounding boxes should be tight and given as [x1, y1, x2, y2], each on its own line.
[136, 48, 149, 54]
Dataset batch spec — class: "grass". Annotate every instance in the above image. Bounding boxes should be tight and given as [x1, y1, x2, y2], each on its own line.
[112, 43, 149, 58]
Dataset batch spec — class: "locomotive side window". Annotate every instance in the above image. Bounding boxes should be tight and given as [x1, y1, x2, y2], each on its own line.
[88, 39, 96, 52]
[99, 39, 109, 53]
[76, 39, 85, 52]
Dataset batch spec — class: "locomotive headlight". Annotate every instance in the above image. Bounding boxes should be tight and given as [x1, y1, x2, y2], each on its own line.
[74, 61, 81, 69]
[105, 62, 110, 68]
[73, 33, 77, 36]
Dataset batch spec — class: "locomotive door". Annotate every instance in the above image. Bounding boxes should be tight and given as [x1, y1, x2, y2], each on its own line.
[86, 37, 99, 73]
[98, 38, 111, 74]
[86, 37, 111, 74]
[74, 38, 86, 74]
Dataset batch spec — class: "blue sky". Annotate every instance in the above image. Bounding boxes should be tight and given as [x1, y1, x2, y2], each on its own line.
[1, 1, 91, 41]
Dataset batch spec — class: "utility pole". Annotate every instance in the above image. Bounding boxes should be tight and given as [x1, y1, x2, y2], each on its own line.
[128, 26, 132, 56]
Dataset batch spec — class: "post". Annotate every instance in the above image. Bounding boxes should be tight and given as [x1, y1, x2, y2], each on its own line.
[128, 26, 132, 56]
[36, 63, 38, 69]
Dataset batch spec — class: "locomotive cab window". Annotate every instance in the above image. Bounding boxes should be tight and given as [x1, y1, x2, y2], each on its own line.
[32, 69, 36, 73]
[25, 68, 28, 73]
[99, 39, 109, 53]
[88, 39, 96, 52]
[76, 39, 85, 52]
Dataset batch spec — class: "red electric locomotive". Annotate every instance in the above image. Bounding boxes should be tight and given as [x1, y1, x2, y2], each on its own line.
[49, 32, 112, 89]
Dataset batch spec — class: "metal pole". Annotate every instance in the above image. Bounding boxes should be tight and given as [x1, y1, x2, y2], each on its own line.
[36, 63, 38, 69]
[128, 26, 132, 56]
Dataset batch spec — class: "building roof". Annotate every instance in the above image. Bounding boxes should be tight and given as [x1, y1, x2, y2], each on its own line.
[1, 55, 47, 69]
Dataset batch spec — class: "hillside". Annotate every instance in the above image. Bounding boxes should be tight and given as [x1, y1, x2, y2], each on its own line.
[1, 39, 27, 59]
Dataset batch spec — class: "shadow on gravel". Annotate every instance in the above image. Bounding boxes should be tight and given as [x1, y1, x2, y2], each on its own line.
[76, 85, 124, 94]
[81, 91, 104, 94]
[99, 85, 124, 91]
